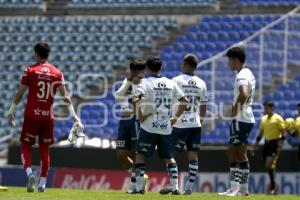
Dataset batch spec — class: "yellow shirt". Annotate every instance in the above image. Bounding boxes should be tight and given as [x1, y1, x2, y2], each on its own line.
[259, 113, 285, 140]
[295, 116, 300, 137]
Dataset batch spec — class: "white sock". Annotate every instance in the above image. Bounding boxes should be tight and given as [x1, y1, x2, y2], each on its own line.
[38, 177, 47, 188]
[239, 169, 250, 194]
[167, 163, 179, 191]
[26, 168, 33, 177]
[230, 167, 240, 191]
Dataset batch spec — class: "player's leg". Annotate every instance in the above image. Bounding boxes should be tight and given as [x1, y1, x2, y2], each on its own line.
[234, 144, 249, 196]
[37, 119, 54, 192]
[265, 140, 281, 194]
[265, 155, 277, 194]
[184, 127, 201, 195]
[37, 144, 50, 192]
[116, 119, 135, 169]
[160, 134, 179, 195]
[134, 153, 146, 193]
[229, 121, 254, 196]
[133, 128, 156, 194]
[20, 117, 39, 192]
[219, 121, 239, 195]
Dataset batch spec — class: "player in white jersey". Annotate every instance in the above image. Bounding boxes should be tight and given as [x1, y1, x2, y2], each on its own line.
[159, 54, 207, 195]
[219, 47, 256, 196]
[132, 57, 188, 195]
[114, 59, 146, 193]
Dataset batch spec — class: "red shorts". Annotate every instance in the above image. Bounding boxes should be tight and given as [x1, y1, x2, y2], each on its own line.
[20, 117, 54, 145]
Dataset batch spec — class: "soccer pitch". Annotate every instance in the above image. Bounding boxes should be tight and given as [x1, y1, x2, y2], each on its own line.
[1, 187, 299, 200]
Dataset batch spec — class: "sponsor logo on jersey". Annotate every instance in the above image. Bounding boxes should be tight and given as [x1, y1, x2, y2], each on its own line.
[41, 67, 50, 74]
[34, 108, 50, 116]
[188, 79, 196, 86]
[157, 82, 166, 88]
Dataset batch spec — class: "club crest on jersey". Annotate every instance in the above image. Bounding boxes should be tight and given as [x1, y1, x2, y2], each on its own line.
[157, 82, 166, 88]
[188, 79, 196, 86]
[41, 67, 50, 74]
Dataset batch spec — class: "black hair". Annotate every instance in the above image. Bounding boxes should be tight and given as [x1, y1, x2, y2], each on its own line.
[226, 46, 246, 64]
[297, 102, 300, 107]
[146, 56, 162, 72]
[130, 59, 146, 71]
[263, 100, 274, 107]
[184, 54, 199, 69]
[34, 43, 50, 59]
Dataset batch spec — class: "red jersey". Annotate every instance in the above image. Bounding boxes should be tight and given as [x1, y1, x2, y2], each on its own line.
[21, 62, 64, 120]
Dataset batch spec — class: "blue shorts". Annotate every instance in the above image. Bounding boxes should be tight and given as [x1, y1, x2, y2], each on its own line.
[172, 127, 201, 152]
[229, 120, 254, 146]
[116, 117, 140, 151]
[137, 128, 173, 159]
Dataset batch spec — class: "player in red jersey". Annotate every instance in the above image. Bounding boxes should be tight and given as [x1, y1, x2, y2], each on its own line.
[7, 43, 83, 193]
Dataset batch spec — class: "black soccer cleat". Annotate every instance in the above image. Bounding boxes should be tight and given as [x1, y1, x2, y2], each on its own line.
[171, 190, 181, 195]
[159, 187, 172, 195]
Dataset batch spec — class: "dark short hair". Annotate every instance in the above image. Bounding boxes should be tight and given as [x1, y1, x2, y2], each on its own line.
[184, 54, 199, 69]
[130, 59, 146, 71]
[226, 46, 246, 63]
[34, 43, 50, 59]
[263, 100, 274, 107]
[146, 56, 162, 72]
[297, 102, 300, 107]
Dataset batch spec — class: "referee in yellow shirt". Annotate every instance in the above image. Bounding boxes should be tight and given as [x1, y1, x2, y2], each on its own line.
[253, 100, 286, 194]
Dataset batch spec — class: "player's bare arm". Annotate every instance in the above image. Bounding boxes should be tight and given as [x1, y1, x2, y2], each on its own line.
[132, 95, 151, 122]
[199, 104, 207, 125]
[58, 85, 81, 122]
[171, 96, 189, 125]
[8, 85, 27, 126]
[253, 130, 263, 151]
[232, 85, 248, 118]
[114, 79, 132, 99]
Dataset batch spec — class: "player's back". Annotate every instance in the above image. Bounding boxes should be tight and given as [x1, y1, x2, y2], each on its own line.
[137, 75, 184, 135]
[21, 62, 64, 120]
[172, 74, 207, 128]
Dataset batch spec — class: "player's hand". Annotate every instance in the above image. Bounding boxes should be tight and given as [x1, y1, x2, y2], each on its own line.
[76, 119, 84, 131]
[68, 120, 85, 143]
[8, 113, 16, 127]
[170, 117, 178, 126]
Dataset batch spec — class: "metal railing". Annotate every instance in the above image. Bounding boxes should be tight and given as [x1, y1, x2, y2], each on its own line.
[198, 6, 300, 102]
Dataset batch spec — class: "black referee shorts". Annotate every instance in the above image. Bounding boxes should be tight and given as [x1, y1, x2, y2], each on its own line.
[262, 139, 282, 162]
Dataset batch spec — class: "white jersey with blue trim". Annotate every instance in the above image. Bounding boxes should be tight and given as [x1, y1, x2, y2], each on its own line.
[114, 78, 138, 113]
[233, 67, 256, 123]
[135, 76, 185, 135]
[172, 74, 207, 128]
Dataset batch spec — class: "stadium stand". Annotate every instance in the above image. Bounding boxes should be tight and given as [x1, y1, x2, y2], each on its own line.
[68, 0, 217, 8]
[161, 14, 300, 144]
[0, 0, 44, 8]
[240, 0, 300, 6]
[0, 1, 299, 145]
[0, 16, 178, 141]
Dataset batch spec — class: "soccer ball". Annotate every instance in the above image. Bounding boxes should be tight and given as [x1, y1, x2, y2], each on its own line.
[285, 118, 295, 131]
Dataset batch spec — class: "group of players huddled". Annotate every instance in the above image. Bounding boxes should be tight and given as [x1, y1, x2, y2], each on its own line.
[4, 43, 299, 196]
[115, 46, 258, 196]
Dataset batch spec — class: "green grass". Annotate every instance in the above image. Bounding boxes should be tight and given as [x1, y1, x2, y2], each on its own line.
[0, 187, 299, 200]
